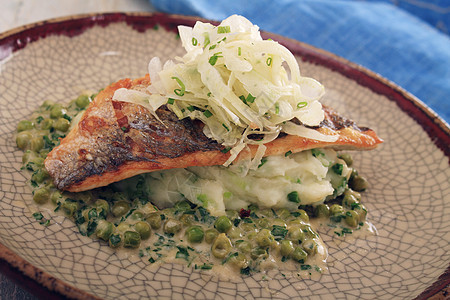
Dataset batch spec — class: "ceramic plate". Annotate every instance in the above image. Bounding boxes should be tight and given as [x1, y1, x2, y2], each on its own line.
[0, 13, 448, 299]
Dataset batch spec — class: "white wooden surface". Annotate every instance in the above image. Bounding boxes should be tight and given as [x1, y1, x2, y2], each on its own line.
[0, 0, 155, 33]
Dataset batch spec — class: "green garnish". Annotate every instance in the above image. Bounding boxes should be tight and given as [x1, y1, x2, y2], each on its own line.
[222, 123, 230, 131]
[167, 98, 175, 105]
[238, 47, 241, 56]
[332, 163, 344, 175]
[217, 26, 230, 33]
[171, 77, 185, 96]
[208, 52, 223, 66]
[285, 150, 292, 157]
[192, 37, 198, 46]
[266, 56, 272, 66]
[287, 191, 300, 203]
[203, 110, 213, 118]
[297, 102, 308, 109]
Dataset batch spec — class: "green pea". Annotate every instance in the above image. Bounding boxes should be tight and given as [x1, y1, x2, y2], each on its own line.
[185, 225, 204, 243]
[116, 222, 130, 232]
[163, 218, 182, 234]
[109, 233, 122, 248]
[294, 209, 309, 222]
[75, 95, 90, 108]
[123, 231, 141, 248]
[211, 233, 232, 259]
[174, 200, 191, 212]
[329, 204, 345, 216]
[53, 118, 70, 132]
[62, 201, 78, 216]
[41, 100, 55, 110]
[353, 204, 367, 222]
[111, 200, 130, 217]
[50, 104, 65, 119]
[343, 192, 358, 208]
[22, 150, 33, 164]
[276, 208, 291, 220]
[40, 118, 53, 130]
[214, 215, 232, 233]
[94, 199, 109, 215]
[345, 210, 360, 227]
[338, 153, 353, 166]
[240, 222, 256, 232]
[314, 204, 330, 218]
[131, 210, 144, 220]
[287, 226, 305, 243]
[272, 218, 287, 227]
[291, 247, 308, 263]
[50, 190, 63, 204]
[179, 213, 195, 226]
[255, 229, 274, 248]
[31, 168, 49, 184]
[39, 149, 50, 158]
[30, 137, 44, 152]
[300, 224, 317, 239]
[302, 239, 318, 255]
[17, 120, 34, 132]
[237, 241, 252, 253]
[146, 213, 162, 229]
[229, 253, 248, 269]
[280, 240, 295, 257]
[204, 228, 219, 244]
[255, 218, 271, 229]
[350, 175, 369, 192]
[227, 227, 243, 239]
[135, 221, 151, 240]
[33, 187, 50, 204]
[16, 131, 32, 150]
[250, 247, 268, 260]
[96, 220, 114, 241]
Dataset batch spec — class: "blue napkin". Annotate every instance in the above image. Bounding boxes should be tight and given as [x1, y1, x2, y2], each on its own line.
[150, 0, 450, 124]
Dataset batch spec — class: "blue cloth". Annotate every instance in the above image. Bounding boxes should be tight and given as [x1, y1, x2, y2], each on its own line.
[150, 0, 450, 124]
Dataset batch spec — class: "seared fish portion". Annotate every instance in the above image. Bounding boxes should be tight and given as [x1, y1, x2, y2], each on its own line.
[44, 75, 382, 192]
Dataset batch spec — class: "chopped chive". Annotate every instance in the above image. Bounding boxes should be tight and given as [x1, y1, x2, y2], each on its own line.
[217, 26, 230, 33]
[209, 45, 216, 50]
[246, 93, 256, 103]
[238, 47, 241, 56]
[192, 37, 198, 46]
[209, 52, 223, 66]
[297, 102, 308, 109]
[203, 110, 213, 118]
[171, 77, 185, 96]
[222, 123, 230, 131]
[221, 147, 231, 153]
[266, 56, 272, 66]
[285, 150, 292, 157]
[239, 95, 247, 104]
[167, 98, 175, 105]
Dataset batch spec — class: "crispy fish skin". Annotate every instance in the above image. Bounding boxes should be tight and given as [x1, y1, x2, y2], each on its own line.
[44, 76, 382, 192]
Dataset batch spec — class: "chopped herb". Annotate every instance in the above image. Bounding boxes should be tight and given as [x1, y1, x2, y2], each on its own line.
[167, 98, 175, 105]
[199, 263, 213, 270]
[209, 45, 216, 50]
[175, 246, 190, 261]
[203, 33, 210, 47]
[148, 257, 156, 263]
[311, 149, 324, 157]
[203, 110, 213, 118]
[285, 150, 292, 157]
[271, 225, 288, 239]
[43, 135, 55, 148]
[63, 114, 72, 121]
[207, 92, 212, 97]
[222, 252, 238, 264]
[258, 157, 268, 168]
[287, 191, 300, 203]
[121, 126, 127, 132]
[35, 116, 44, 124]
[221, 147, 231, 153]
[32, 212, 43, 221]
[275, 103, 280, 114]
[109, 234, 121, 247]
[301, 264, 312, 270]
[238, 47, 241, 56]
[246, 93, 256, 103]
[171, 77, 185, 96]
[240, 266, 251, 275]
[297, 102, 308, 109]
[222, 123, 230, 131]
[266, 56, 272, 66]
[281, 256, 288, 262]
[187, 105, 195, 112]
[332, 163, 343, 175]
[233, 218, 241, 227]
[192, 37, 198, 46]
[217, 26, 230, 33]
[208, 52, 223, 66]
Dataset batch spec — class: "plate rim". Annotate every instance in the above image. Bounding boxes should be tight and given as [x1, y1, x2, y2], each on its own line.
[0, 11, 448, 300]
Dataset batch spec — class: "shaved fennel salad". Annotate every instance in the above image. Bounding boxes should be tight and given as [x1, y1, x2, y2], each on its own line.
[113, 15, 337, 167]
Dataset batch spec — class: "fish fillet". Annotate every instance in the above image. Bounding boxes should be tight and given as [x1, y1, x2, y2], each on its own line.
[44, 75, 382, 192]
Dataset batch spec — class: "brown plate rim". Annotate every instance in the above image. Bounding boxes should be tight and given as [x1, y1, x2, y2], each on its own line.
[0, 12, 448, 300]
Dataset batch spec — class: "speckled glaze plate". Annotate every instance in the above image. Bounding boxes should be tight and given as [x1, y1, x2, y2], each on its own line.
[0, 13, 449, 300]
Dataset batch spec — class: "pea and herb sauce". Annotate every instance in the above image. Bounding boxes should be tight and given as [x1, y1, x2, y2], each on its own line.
[16, 94, 374, 279]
